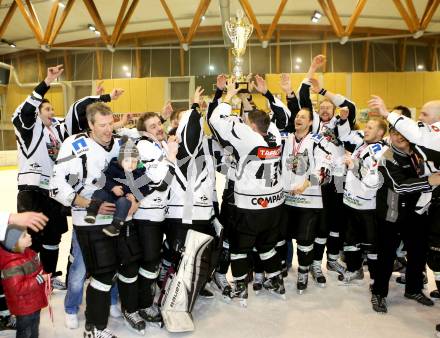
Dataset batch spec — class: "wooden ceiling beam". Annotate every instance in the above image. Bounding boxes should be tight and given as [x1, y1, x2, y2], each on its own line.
[327, 0, 344, 36]
[344, 0, 368, 37]
[159, 0, 185, 44]
[185, 0, 211, 44]
[420, 0, 440, 30]
[48, 0, 75, 46]
[0, 2, 17, 39]
[264, 0, 288, 42]
[405, 0, 420, 30]
[238, 0, 265, 41]
[110, 0, 129, 45]
[113, 0, 139, 46]
[317, 0, 342, 37]
[393, 0, 416, 32]
[43, 0, 59, 44]
[82, 0, 110, 44]
[24, 0, 43, 38]
[14, 0, 44, 43]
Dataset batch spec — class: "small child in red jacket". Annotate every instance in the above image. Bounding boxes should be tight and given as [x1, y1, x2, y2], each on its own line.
[0, 225, 49, 338]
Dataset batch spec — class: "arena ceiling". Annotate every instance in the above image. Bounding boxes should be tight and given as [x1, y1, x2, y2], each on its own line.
[0, 0, 439, 54]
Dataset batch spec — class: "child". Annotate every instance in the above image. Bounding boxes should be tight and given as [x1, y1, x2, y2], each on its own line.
[85, 136, 151, 236]
[0, 226, 49, 338]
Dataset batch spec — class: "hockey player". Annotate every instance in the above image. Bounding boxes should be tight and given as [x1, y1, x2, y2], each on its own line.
[12, 65, 69, 290]
[336, 116, 388, 284]
[132, 111, 178, 325]
[300, 55, 357, 280]
[372, 126, 440, 313]
[369, 97, 440, 334]
[50, 102, 145, 337]
[209, 78, 285, 306]
[280, 106, 335, 293]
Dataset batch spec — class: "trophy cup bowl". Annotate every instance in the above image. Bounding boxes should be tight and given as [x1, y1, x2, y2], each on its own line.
[225, 10, 253, 93]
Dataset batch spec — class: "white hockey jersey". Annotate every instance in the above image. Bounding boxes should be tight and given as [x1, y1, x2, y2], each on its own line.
[12, 81, 68, 191]
[134, 136, 175, 222]
[282, 133, 333, 208]
[166, 106, 215, 223]
[338, 123, 388, 210]
[50, 133, 121, 226]
[209, 102, 284, 210]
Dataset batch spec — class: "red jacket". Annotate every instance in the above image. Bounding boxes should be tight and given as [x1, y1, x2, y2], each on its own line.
[0, 247, 48, 316]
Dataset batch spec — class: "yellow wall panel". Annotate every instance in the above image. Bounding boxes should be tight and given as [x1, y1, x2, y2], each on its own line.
[387, 73, 406, 108]
[47, 87, 64, 116]
[130, 78, 148, 113]
[403, 73, 423, 109]
[146, 78, 165, 112]
[323, 73, 347, 97]
[351, 73, 371, 108]
[423, 72, 440, 103]
[369, 73, 388, 104]
[112, 78, 132, 113]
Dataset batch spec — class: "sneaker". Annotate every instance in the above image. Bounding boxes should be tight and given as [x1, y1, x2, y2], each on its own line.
[0, 315, 16, 331]
[64, 313, 79, 329]
[84, 324, 117, 338]
[199, 286, 214, 298]
[213, 272, 232, 298]
[404, 292, 434, 306]
[436, 323, 440, 337]
[263, 275, 285, 297]
[297, 271, 308, 295]
[229, 280, 248, 307]
[110, 304, 122, 318]
[371, 294, 387, 313]
[253, 273, 265, 293]
[326, 259, 346, 276]
[85, 199, 103, 224]
[338, 268, 364, 284]
[122, 309, 146, 335]
[430, 290, 440, 299]
[311, 261, 326, 287]
[139, 304, 163, 324]
[102, 224, 121, 237]
[51, 276, 67, 290]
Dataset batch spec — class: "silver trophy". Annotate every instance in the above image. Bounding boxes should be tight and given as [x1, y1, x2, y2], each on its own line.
[225, 9, 253, 92]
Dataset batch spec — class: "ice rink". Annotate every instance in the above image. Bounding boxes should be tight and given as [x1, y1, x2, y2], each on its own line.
[0, 168, 438, 338]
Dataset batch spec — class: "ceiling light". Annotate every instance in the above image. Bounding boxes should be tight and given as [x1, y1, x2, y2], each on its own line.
[311, 10, 322, 23]
[58, 1, 66, 8]
[88, 24, 96, 32]
[311, 16, 319, 23]
[1, 39, 16, 48]
[9, 41, 16, 48]
[201, 15, 206, 21]
[417, 64, 424, 70]
[95, 30, 101, 36]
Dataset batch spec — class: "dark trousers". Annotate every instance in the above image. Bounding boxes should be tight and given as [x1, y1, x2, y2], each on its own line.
[373, 213, 428, 297]
[92, 189, 132, 222]
[16, 310, 40, 338]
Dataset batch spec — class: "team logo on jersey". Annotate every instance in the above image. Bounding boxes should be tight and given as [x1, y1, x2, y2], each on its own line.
[29, 162, 41, 171]
[311, 133, 324, 143]
[257, 146, 281, 159]
[251, 191, 284, 208]
[72, 137, 89, 155]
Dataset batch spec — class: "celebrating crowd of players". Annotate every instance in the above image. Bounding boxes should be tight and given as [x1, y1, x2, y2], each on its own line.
[1, 54, 440, 338]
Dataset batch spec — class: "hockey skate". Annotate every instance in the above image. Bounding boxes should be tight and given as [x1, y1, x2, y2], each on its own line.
[229, 280, 248, 308]
[326, 259, 346, 277]
[263, 274, 286, 299]
[297, 271, 308, 295]
[371, 294, 387, 313]
[139, 304, 163, 328]
[338, 268, 364, 285]
[84, 324, 117, 338]
[311, 261, 326, 287]
[253, 273, 265, 295]
[122, 310, 146, 336]
[213, 272, 232, 302]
